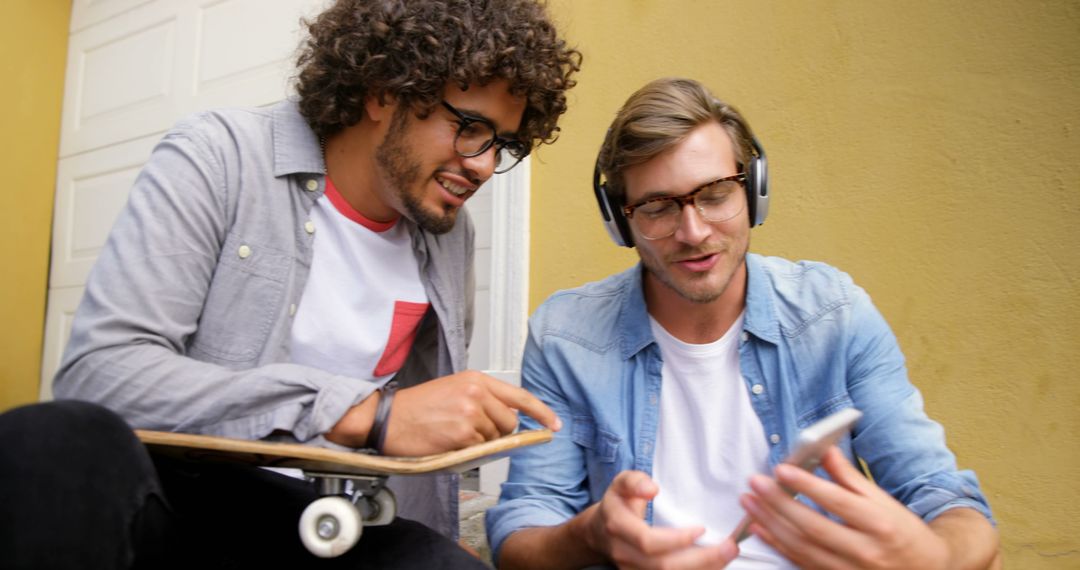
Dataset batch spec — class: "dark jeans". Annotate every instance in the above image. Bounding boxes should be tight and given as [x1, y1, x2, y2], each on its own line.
[0, 401, 487, 569]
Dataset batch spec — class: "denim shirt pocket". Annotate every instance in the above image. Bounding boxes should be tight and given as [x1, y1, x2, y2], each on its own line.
[572, 415, 620, 463]
[794, 394, 859, 469]
[796, 393, 857, 430]
[572, 415, 622, 499]
[188, 231, 289, 364]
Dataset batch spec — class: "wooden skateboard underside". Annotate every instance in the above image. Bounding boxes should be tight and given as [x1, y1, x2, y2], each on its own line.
[137, 429, 552, 476]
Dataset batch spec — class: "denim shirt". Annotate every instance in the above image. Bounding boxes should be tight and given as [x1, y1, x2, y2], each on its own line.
[487, 254, 992, 560]
[53, 100, 473, 539]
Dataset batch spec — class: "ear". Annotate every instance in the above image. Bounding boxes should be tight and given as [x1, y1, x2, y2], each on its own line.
[364, 95, 397, 123]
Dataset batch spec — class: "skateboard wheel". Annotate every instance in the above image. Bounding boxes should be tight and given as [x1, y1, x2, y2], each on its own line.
[299, 496, 362, 558]
[365, 487, 397, 526]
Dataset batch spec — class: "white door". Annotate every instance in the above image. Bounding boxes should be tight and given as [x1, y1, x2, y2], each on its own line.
[42, 0, 532, 491]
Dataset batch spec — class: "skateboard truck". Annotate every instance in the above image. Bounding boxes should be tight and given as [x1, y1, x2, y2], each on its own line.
[299, 473, 397, 558]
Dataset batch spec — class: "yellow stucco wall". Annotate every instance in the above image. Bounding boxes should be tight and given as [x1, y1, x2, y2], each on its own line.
[5, 0, 1077, 566]
[0, 1, 70, 411]
[533, 1, 1079, 567]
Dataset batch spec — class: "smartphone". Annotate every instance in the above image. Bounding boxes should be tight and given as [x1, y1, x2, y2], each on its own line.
[730, 407, 863, 543]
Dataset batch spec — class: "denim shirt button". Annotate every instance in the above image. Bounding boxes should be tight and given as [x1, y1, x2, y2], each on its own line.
[305, 179, 319, 191]
[649, 394, 658, 406]
[769, 433, 781, 444]
[741, 331, 749, 343]
[751, 384, 764, 395]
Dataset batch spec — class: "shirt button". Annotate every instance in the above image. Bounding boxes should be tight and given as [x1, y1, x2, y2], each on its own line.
[237, 245, 252, 259]
[751, 384, 764, 395]
[289, 303, 297, 316]
[649, 394, 658, 406]
[741, 331, 749, 342]
[305, 179, 319, 192]
[769, 433, 781, 444]
[304, 221, 315, 234]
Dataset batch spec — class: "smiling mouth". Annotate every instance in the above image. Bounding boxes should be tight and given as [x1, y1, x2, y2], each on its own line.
[436, 174, 472, 197]
[674, 251, 719, 264]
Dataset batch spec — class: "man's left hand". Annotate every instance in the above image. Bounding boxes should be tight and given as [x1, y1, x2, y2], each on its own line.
[739, 446, 952, 570]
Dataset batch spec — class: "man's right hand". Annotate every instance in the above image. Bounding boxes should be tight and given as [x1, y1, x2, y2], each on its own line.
[583, 470, 738, 570]
[328, 370, 562, 455]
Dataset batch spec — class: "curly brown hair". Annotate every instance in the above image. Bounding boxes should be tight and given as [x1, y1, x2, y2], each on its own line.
[295, 0, 582, 150]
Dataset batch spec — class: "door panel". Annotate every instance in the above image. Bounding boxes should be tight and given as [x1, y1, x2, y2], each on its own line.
[49, 134, 158, 288]
[60, 0, 318, 158]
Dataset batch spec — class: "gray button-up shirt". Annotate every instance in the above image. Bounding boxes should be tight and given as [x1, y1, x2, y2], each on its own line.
[54, 99, 474, 538]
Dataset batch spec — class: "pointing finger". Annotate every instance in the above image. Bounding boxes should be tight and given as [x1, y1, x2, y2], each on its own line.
[483, 375, 563, 431]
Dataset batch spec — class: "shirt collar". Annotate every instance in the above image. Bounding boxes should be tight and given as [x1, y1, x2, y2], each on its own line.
[744, 253, 781, 345]
[271, 99, 325, 177]
[615, 254, 782, 358]
[616, 264, 660, 359]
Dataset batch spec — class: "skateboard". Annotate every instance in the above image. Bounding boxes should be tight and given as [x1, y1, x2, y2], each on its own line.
[136, 428, 552, 558]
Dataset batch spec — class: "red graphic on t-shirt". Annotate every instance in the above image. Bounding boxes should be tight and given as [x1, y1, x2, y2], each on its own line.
[373, 301, 431, 377]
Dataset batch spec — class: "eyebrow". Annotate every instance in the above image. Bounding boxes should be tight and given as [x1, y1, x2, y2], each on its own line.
[634, 176, 728, 202]
[452, 105, 521, 139]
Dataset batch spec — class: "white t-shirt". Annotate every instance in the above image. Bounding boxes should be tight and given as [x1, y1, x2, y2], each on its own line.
[290, 179, 430, 382]
[649, 314, 796, 569]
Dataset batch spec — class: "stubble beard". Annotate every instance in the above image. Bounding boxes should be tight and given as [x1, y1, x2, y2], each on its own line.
[374, 109, 457, 235]
[640, 236, 750, 305]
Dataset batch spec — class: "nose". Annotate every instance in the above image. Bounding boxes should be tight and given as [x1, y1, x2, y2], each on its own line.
[460, 145, 498, 183]
[672, 203, 711, 245]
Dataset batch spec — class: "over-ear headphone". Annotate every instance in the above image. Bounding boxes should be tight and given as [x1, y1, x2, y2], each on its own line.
[592, 136, 769, 248]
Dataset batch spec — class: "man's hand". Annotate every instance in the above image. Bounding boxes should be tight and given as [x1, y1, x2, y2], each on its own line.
[584, 470, 738, 570]
[740, 446, 994, 569]
[329, 370, 562, 456]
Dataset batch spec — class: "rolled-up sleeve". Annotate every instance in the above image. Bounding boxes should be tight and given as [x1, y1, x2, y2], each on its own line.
[844, 282, 994, 524]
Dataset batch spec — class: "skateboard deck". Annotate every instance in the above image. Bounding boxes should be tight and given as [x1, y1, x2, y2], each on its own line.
[136, 428, 553, 476]
[136, 428, 554, 558]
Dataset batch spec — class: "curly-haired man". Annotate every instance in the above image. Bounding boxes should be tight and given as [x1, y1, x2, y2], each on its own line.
[0, 1, 580, 568]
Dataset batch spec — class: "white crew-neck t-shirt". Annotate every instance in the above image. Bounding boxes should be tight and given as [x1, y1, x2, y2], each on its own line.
[649, 314, 796, 569]
[290, 179, 430, 382]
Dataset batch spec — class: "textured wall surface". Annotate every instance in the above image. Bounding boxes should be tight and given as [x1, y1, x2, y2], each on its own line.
[5, 0, 1077, 565]
[0, 1, 70, 410]
[532, 1, 1079, 567]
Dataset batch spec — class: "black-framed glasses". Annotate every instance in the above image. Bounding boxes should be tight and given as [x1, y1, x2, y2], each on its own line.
[441, 100, 529, 174]
[622, 173, 747, 240]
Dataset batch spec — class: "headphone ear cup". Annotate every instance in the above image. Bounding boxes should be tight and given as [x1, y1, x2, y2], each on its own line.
[593, 156, 635, 247]
[746, 138, 769, 227]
